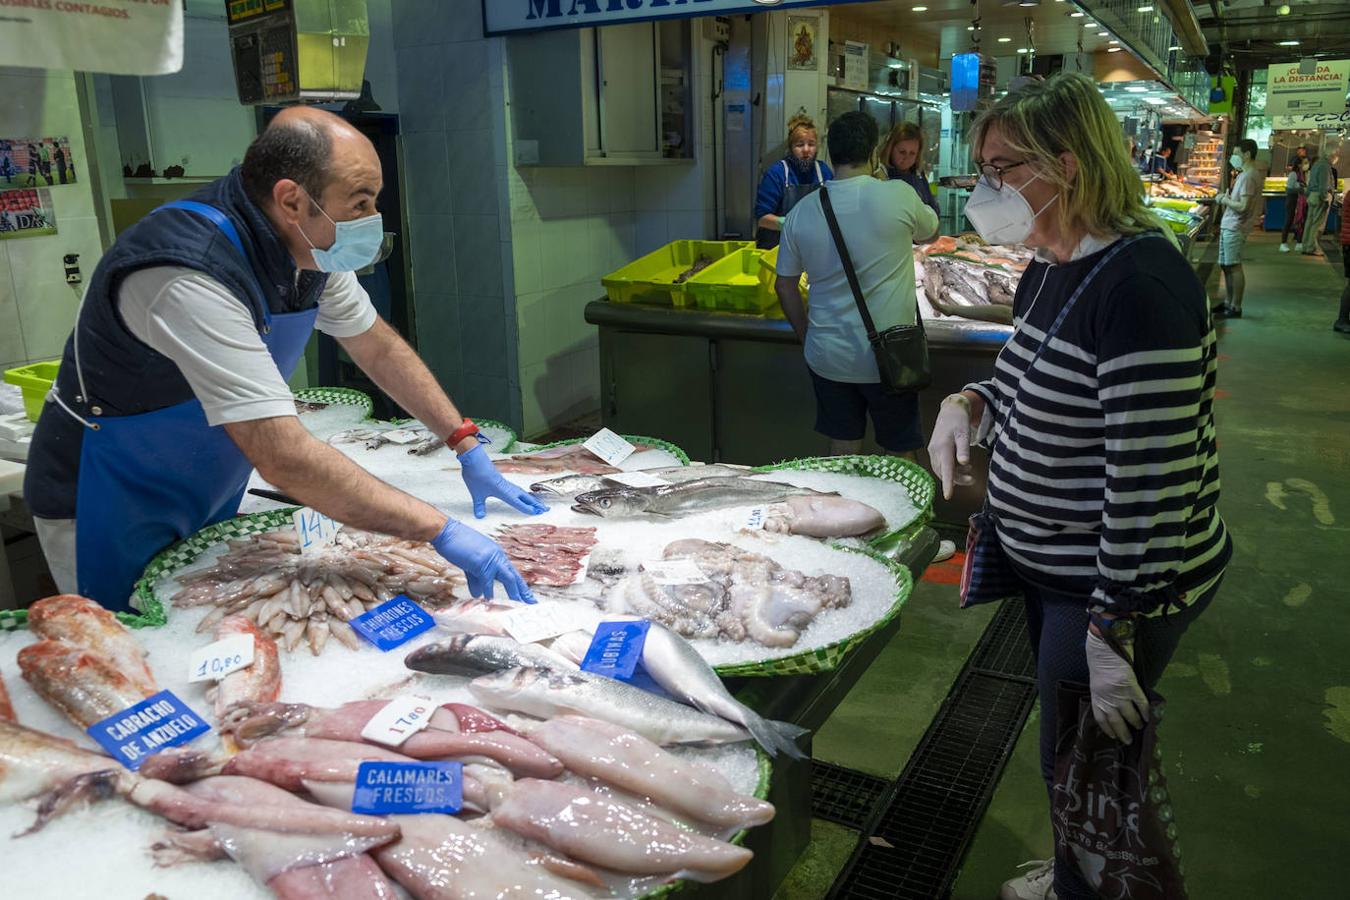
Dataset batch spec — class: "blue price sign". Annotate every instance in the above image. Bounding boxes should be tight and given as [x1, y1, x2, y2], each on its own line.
[581, 620, 650, 681]
[86, 690, 211, 771]
[352, 761, 462, 815]
[350, 595, 435, 651]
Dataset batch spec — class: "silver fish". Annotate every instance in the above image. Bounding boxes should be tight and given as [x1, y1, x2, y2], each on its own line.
[405, 634, 579, 678]
[572, 477, 827, 518]
[469, 667, 750, 747]
[530, 464, 753, 499]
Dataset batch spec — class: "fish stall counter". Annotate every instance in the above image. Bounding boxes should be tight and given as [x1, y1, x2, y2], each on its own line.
[584, 300, 1010, 526]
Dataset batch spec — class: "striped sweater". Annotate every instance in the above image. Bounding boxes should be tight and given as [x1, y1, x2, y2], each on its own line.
[967, 233, 1231, 615]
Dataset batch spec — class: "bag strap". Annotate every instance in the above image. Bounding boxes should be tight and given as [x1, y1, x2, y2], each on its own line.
[819, 184, 882, 341]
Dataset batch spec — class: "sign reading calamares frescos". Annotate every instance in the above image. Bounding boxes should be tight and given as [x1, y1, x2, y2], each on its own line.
[0, 0, 182, 75]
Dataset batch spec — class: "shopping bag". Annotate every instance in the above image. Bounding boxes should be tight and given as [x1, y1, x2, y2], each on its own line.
[1050, 681, 1187, 900]
[958, 506, 1022, 608]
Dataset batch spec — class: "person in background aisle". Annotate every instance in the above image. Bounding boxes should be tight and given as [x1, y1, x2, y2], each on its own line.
[774, 111, 938, 460]
[1214, 139, 1263, 319]
[1281, 147, 1308, 252]
[1302, 150, 1334, 257]
[926, 72, 1230, 900]
[1336, 180, 1350, 334]
[1143, 143, 1175, 179]
[25, 107, 545, 613]
[881, 122, 941, 218]
[754, 115, 833, 250]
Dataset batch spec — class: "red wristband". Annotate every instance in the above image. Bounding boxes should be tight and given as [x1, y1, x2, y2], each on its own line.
[447, 419, 480, 447]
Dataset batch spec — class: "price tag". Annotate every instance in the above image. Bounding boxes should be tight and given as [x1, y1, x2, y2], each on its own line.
[381, 428, 423, 445]
[581, 620, 650, 681]
[352, 761, 462, 815]
[641, 558, 709, 585]
[502, 602, 583, 644]
[605, 471, 669, 489]
[87, 690, 211, 771]
[582, 428, 636, 467]
[293, 507, 340, 555]
[360, 695, 435, 747]
[187, 634, 255, 684]
[742, 506, 767, 531]
[350, 596, 436, 651]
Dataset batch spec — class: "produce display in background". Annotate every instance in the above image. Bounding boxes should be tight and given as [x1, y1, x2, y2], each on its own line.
[1144, 178, 1217, 200]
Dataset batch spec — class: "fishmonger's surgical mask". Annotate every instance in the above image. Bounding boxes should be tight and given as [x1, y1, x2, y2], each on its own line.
[963, 170, 1057, 246]
[1229, 152, 1245, 170]
[297, 190, 384, 272]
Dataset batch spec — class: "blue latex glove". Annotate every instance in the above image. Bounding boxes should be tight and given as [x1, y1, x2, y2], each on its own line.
[459, 443, 548, 519]
[431, 518, 535, 604]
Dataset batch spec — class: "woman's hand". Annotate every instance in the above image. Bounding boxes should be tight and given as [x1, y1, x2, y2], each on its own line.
[927, 393, 982, 500]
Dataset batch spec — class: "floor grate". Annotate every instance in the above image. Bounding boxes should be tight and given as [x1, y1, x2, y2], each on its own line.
[810, 762, 891, 831]
[826, 599, 1038, 899]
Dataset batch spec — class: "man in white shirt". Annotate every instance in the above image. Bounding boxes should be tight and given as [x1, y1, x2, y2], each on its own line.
[775, 111, 940, 456]
[1214, 138, 1263, 319]
[26, 107, 543, 611]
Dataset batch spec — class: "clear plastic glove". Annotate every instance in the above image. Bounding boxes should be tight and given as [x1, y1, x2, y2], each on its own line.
[458, 443, 548, 519]
[1086, 627, 1149, 744]
[431, 518, 535, 604]
[927, 395, 976, 500]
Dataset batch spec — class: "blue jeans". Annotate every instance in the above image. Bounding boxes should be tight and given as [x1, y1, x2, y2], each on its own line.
[1020, 576, 1220, 899]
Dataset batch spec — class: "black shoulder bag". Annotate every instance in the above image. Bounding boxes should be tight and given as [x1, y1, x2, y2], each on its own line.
[818, 184, 931, 395]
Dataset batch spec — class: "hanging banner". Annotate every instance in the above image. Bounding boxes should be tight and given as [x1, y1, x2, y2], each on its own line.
[0, 0, 183, 76]
[484, 0, 870, 36]
[1265, 60, 1350, 117]
[1272, 110, 1350, 131]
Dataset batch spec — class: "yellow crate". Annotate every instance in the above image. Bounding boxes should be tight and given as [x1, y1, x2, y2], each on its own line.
[601, 239, 752, 308]
[683, 248, 779, 315]
[755, 247, 808, 319]
[3, 359, 60, 422]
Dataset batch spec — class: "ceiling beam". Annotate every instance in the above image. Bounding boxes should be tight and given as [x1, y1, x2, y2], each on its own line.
[1159, 0, 1209, 57]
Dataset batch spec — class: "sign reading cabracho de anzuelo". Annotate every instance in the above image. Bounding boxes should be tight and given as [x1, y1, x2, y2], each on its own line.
[1265, 60, 1350, 117]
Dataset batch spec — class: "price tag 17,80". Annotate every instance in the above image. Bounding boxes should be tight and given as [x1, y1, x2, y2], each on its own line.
[360, 695, 435, 748]
[582, 428, 636, 467]
[293, 507, 340, 555]
[641, 558, 709, 586]
[187, 633, 255, 684]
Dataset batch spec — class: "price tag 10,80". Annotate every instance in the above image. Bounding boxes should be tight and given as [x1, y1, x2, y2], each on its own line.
[187, 633, 255, 684]
[293, 507, 340, 555]
[582, 428, 636, 467]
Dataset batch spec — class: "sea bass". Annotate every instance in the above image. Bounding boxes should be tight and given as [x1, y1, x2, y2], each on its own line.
[469, 667, 749, 747]
[530, 464, 752, 499]
[572, 477, 826, 519]
[405, 634, 581, 678]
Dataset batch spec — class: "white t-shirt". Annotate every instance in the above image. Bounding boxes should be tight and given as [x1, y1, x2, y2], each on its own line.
[117, 266, 377, 426]
[1221, 168, 1262, 233]
[776, 175, 939, 383]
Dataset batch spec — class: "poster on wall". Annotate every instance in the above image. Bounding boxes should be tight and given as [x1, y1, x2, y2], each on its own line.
[0, 189, 58, 240]
[0, 138, 77, 187]
[1265, 60, 1350, 117]
[787, 16, 819, 71]
[0, 0, 181, 75]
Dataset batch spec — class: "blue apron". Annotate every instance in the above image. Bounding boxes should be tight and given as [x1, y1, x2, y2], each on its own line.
[71, 201, 318, 611]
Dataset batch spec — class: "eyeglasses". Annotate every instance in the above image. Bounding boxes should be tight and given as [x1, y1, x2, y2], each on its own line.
[977, 160, 1029, 190]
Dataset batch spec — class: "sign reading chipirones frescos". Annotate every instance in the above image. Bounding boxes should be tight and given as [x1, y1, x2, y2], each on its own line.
[1265, 60, 1350, 117]
[0, 189, 57, 240]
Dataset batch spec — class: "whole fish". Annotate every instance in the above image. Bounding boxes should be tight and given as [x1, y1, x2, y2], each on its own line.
[529, 464, 752, 499]
[211, 616, 282, 725]
[405, 634, 580, 679]
[469, 667, 749, 747]
[0, 668, 14, 722]
[572, 477, 827, 518]
[27, 594, 157, 694]
[17, 639, 156, 729]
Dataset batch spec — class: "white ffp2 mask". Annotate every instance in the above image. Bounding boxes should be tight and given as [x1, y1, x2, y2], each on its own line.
[963, 171, 1057, 246]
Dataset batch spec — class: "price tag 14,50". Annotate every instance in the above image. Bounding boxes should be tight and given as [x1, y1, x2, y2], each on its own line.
[360, 695, 436, 748]
[187, 633, 255, 684]
[582, 428, 636, 467]
[293, 507, 341, 555]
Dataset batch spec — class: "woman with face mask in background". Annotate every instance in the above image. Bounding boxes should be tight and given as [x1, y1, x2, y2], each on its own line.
[754, 115, 833, 249]
[927, 73, 1230, 900]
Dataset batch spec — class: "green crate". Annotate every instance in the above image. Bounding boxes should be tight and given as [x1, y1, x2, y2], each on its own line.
[3, 359, 60, 422]
[684, 247, 779, 315]
[602, 239, 752, 308]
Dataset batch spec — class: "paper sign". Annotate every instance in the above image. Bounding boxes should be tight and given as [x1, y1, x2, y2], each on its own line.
[293, 507, 340, 555]
[382, 429, 422, 444]
[582, 620, 651, 681]
[605, 471, 669, 489]
[582, 428, 636, 467]
[360, 695, 435, 747]
[351, 596, 436, 651]
[87, 690, 210, 771]
[641, 558, 710, 586]
[502, 602, 582, 644]
[352, 761, 462, 815]
[743, 506, 768, 531]
[187, 633, 255, 684]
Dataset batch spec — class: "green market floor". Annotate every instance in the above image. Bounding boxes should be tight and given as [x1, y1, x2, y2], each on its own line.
[775, 230, 1350, 899]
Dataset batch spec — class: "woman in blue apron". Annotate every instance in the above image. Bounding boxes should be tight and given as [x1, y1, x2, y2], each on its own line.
[755, 115, 833, 250]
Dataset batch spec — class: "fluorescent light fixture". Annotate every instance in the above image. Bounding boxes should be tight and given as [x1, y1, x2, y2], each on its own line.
[911, 4, 927, 10]
[1138, 4, 1154, 11]
[998, 36, 1012, 43]
[1168, 45, 1181, 51]
[1084, 21, 1097, 27]
[1017, 48, 1029, 53]
[1110, 39, 1120, 45]
[1099, 31, 1109, 37]
[1278, 40, 1300, 46]
[967, 25, 975, 30]
[1125, 86, 1148, 92]
[1278, 4, 1291, 13]
[1070, 11, 1084, 17]
[1107, 47, 1122, 52]
[1143, 97, 1165, 105]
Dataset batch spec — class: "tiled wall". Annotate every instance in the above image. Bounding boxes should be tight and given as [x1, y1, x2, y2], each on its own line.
[0, 68, 105, 373]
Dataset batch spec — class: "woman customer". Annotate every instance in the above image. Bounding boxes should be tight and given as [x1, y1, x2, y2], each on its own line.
[774, 111, 938, 458]
[881, 122, 940, 217]
[926, 72, 1231, 900]
[754, 115, 833, 249]
[1281, 147, 1308, 252]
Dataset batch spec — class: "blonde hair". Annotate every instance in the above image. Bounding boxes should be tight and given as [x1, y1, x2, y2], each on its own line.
[880, 122, 926, 174]
[971, 72, 1164, 239]
[787, 115, 817, 144]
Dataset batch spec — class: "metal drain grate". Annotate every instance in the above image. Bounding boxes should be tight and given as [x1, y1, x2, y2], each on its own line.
[826, 599, 1038, 899]
[811, 762, 891, 830]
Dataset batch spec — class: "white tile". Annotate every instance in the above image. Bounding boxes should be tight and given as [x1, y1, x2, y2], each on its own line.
[585, 167, 611, 216]
[11, 216, 102, 361]
[634, 212, 669, 256]
[608, 166, 637, 213]
[511, 223, 542, 297]
[609, 211, 636, 270]
[558, 169, 588, 217]
[519, 361, 549, 438]
[0, 244, 28, 365]
[560, 216, 594, 287]
[665, 209, 710, 242]
[536, 219, 573, 287]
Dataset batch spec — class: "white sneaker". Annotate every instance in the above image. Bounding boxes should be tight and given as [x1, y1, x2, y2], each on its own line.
[934, 539, 957, 563]
[999, 859, 1057, 900]
[1280, 242, 1290, 252]
[1294, 242, 1303, 252]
